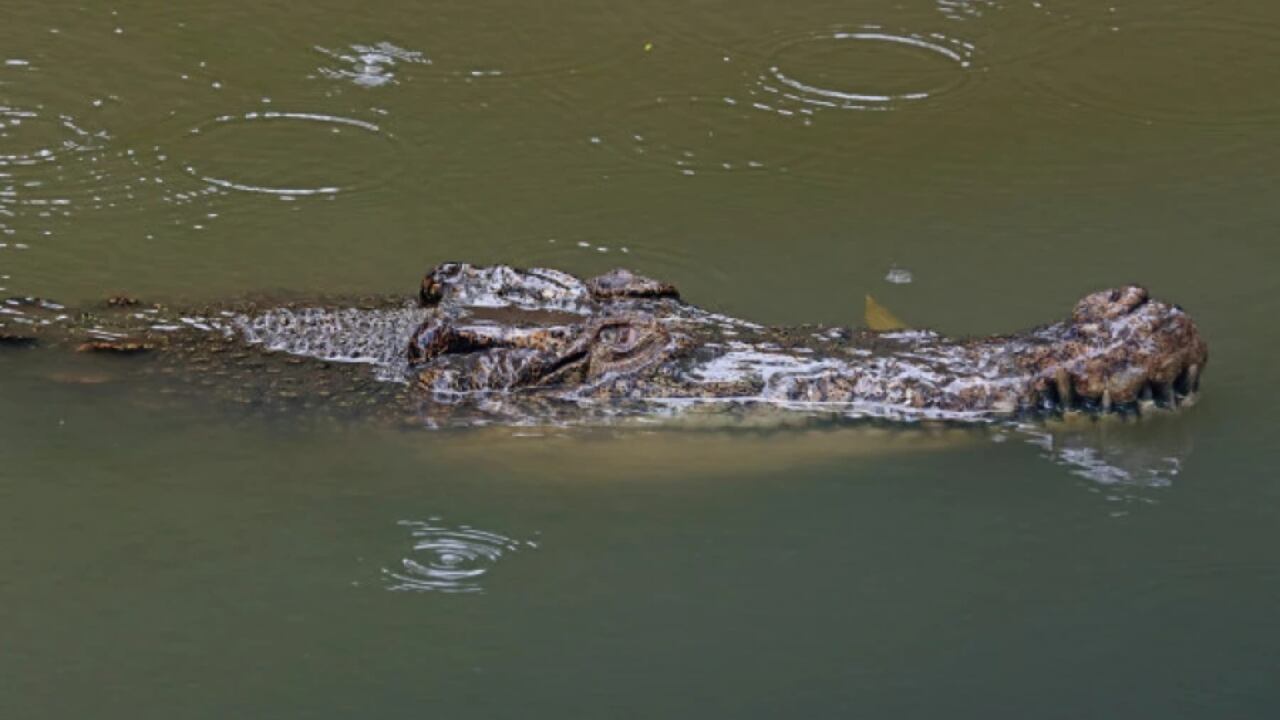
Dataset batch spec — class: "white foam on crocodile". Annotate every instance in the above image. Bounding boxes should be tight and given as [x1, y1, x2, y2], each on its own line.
[441, 266, 592, 313]
[688, 346, 845, 387]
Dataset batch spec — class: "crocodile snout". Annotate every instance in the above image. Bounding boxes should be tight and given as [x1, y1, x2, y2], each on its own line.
[1031, 286, 1207, 415]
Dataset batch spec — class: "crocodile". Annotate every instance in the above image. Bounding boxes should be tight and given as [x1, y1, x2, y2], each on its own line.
[0, 262, 1207, 427]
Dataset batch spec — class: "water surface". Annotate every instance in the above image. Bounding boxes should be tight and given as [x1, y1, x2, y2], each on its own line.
[3, 0, 1279, 717]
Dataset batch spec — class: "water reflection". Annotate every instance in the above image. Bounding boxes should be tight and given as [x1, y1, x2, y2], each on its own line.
[1014, 413, 1195, 491]
[384, 519, 538, 594]
[418, 417, 1193, 501]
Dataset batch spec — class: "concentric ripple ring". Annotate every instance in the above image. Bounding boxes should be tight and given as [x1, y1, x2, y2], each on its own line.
[758, 26, 977, 111]
[383, 520, 536, 594]
[0, 106, 95, 167]
[180, 111, 400, 197]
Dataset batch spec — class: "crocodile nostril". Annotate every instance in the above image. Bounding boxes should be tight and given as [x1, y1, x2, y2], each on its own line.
[420, 280, 443, 306]
[1113, 286, 1149, 316]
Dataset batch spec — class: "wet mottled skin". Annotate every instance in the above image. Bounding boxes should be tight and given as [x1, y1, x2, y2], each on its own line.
[0, 263, 1207, 427]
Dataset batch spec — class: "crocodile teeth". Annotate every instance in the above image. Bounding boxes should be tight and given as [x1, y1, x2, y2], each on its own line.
[1175, 363, 1201, 396]
[1137, 383, 1156, 414]
[1055, 369, 1075, 409]
[1101, 389, 1113, 413]
[1039, 384, 1058, 411]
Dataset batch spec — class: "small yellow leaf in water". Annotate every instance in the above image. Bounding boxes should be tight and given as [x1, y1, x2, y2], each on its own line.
[865, 294, 908, 331]
[644, 42, 654, 52]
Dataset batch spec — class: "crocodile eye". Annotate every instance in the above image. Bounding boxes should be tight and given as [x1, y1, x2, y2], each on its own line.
[597, 324, 635, 348]
[583, 317, 671, 380]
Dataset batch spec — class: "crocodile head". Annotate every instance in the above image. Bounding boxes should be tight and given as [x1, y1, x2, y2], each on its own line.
[407, 263, 1209, 419]
[409, 311, 675, 394]
[410, 262, 683, 394]
[1019, 285, 1208, 413]
[419, 262, 679, 310]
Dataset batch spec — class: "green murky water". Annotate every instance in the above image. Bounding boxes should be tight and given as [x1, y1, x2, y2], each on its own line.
[3, 0, 1279, 716]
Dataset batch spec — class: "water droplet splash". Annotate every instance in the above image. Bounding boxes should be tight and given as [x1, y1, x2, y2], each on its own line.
[383, 520, 538, 594]
[314, 42, 430, 88]
[937, 0, 999, 22]
[884, 265, 914, 284]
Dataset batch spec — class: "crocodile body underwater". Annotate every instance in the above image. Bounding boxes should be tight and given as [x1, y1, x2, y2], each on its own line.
[0, 262, 1208, 427]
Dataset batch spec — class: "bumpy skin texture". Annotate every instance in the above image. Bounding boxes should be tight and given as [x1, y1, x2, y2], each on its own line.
[408, 263, 1207, 420]
[1, 263, 1207, 424]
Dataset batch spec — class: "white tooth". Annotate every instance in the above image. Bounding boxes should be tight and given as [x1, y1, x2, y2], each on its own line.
[1101, 389, 1113, 412]
[1137, 384, 1155, 415]
[1187, 364, 1201, 393]
[1055, 369, 1074, 408]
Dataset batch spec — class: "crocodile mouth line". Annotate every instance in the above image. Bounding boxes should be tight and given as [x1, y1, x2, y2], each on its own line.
[1038, 364, 1202, 417]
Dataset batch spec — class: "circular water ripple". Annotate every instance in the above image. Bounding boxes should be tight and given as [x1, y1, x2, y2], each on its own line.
[0, 103, 206, 241]
[0, 106, 98, 168]
[0, 48, 249, 240]
[383, 519, 537, 594]
[180, 111, 403, 197]
[754, 27, 977, 113]
[1026, 15, 1280, 125]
